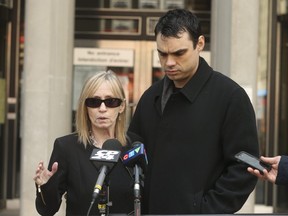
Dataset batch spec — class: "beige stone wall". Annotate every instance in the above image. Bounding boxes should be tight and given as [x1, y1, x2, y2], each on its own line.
[20, 0, 74, 215]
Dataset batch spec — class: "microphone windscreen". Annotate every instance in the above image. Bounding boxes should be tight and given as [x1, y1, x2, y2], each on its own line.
[90, 139, 122, 171]
[122, 142, 148, 173]
[126, 131, 144, 144]
[102, 138, 122, 151]
[132, 141, 142, 147]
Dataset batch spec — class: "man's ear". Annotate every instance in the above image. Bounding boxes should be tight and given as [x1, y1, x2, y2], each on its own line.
[197, 35, 205, 52]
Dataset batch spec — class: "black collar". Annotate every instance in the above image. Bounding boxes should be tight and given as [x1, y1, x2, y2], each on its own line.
[160, 57, 213, 111]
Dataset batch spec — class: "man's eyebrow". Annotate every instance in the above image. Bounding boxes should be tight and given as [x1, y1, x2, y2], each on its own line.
[157, 48, 188, 55]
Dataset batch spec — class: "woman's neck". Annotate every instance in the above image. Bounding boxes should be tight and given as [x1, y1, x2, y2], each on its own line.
[90, 129, 115, 148]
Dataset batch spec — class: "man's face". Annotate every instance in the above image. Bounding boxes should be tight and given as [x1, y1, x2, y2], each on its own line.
[156, 31, 204, 88]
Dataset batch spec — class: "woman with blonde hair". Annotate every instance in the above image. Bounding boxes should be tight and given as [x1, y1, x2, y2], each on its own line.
[33, 70, 135, 215]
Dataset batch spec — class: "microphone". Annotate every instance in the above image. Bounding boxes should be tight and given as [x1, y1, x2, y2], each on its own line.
[90, 139, 122, 200]
[122, 142, 147, 216]
[122, 142, 148, 172]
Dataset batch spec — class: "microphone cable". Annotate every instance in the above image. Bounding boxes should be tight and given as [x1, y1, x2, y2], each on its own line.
[86, 199, 95, 216]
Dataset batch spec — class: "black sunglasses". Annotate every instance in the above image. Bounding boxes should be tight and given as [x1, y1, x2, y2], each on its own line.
[85, 98, 123, 108]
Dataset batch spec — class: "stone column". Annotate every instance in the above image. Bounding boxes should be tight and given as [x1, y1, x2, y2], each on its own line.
[211, 0, 260, 213]
[20, 0, 74, 215]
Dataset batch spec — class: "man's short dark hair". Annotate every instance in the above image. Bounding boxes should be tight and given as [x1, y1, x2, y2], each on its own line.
[154, 9, 202, 49]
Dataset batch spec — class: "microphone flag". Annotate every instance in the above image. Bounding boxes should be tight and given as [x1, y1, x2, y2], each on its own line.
[122, 142, 148, 172]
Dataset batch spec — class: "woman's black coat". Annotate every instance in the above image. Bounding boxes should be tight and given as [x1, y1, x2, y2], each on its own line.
[35, 133, 135, 216]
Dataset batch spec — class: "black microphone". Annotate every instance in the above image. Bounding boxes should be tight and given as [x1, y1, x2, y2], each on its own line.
[90, 139, 122, 200]
[122, 142, 148, 193]
[122, 142, 147, 216]
[122, 142, 148, 172]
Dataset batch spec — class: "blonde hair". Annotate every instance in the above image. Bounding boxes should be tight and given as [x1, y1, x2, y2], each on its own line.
[75, 70, 127, 147]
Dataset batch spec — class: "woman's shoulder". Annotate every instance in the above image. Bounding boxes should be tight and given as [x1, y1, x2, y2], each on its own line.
[56, 132, 79, 142]
[54, 133, 83, 149]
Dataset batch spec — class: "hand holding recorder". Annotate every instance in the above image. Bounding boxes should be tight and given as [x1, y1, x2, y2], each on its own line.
[247, 155, 281, 184]
[234, 151, 280, 183]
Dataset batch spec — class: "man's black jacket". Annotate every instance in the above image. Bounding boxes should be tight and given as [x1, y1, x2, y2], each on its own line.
[129, 57, 259, 214]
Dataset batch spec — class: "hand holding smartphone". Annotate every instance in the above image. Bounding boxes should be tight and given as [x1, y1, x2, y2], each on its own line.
[235, 151, 272, 174]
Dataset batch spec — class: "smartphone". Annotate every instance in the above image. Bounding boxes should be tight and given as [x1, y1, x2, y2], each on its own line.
[234, 151, 271, 174]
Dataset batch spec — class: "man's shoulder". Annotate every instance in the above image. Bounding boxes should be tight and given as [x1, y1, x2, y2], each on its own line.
[209, 71, 243, 92]
[141, 79, 163, 97]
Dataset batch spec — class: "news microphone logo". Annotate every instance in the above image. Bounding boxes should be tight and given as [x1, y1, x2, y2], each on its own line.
[123, 146, 141, 161]
[90, 149, 121, 162]
[122, 143, 148, 170]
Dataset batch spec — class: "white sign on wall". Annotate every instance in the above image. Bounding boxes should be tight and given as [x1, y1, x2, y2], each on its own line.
[74, 48, 134, 67]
